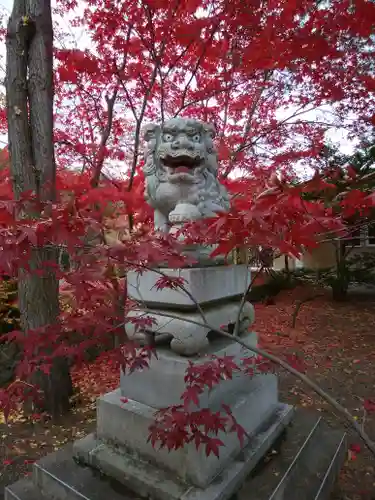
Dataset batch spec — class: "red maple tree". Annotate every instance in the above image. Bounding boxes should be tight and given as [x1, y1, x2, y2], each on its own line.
[0, 0, 374, 456]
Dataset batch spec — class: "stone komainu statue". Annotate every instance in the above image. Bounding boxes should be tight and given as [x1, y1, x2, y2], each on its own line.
[142, 118, 230, 232]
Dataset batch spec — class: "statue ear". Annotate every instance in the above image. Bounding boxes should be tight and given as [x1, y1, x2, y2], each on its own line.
[203, 123, 216, 139]
[143, 123, 160, 142]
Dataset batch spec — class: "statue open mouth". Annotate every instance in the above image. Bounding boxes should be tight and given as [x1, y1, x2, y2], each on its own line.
[161, 154, 203, 175]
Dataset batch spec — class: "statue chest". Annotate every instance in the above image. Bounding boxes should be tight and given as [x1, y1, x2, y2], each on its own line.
[155, 182, 200, 211]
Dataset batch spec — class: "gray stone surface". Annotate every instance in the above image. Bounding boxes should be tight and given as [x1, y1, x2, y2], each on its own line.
[127, 300, 255, 356]
[238, 410, 347, 500]
[127, 265, 251, 309]
[4, 478, 45, 500]
[107, 332, 281, 490]
[97, 371, 279, 489]
[120, 334, 258, 408]
[74, 403, 293, 500]
[33, 444, 133, 500]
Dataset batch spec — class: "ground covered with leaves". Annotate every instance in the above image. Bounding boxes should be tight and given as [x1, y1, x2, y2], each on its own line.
[256, 286, 375, 500]
[0, 286, 375, 499]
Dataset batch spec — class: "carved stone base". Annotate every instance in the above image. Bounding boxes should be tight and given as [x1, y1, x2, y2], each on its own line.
[6, 407, 349, 500]
[73, 338, 294, 498]
[73, 332, 291, 497]
[126, 265, 253, 356]
[127, 301, 254, 355]
[74, 403, 293, 500]
[120, 333, 257, 409]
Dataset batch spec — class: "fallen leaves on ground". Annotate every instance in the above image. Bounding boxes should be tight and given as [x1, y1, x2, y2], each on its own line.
[0, 356, 119, 498]
[255, 286, 375, 499]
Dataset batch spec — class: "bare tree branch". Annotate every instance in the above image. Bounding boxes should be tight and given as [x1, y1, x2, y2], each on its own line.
[90, 90, 118, 187]
[223, 71, 272, 178]
[233, 265, 263, 336]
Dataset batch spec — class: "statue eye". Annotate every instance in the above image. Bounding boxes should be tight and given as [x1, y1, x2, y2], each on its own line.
[163, 133, 173, 142]
[192, 134, 201, 142]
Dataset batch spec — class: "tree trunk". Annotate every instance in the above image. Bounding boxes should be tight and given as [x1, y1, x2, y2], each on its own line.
[6, 0, 72, 417]
[331, 279, 349, 302]
[284, 255, 290, 274]
[331, 284, 348, 301]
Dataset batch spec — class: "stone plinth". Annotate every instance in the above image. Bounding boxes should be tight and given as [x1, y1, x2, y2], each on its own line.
[126, 301, 255, 356]
[127, 265, 251, 310]
[6, 407, 349, 500]
[74, 403, 293, 500]
[96, 378, 280, 489]
[120, 334, 258, 409]
[77, 262, 292, 497]
[73, 332, 294, 498]
[126, 265, 254, 356]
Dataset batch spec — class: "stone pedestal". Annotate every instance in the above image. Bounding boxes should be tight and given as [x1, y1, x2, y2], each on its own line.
[120, 334, 258, 409]
[74, 333, 294, 499]
[127, 265, 251, 309]
[72, 265, 295, 498]
[126, 265, 255, 355]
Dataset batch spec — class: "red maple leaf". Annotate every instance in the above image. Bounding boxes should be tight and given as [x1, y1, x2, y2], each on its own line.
[350, 443, 361, 454]
[181, 385, 201, 407]
[154, 275, 187, 291]
[363, 399, 375, 413]
[205, 438, 224, 459]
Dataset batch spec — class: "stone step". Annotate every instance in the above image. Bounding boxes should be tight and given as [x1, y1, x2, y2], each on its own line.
[4, 410, 347, 500]
[4, 477, 46, 500]
[238, 410, 347, 500]
[32, 444, 136, 500]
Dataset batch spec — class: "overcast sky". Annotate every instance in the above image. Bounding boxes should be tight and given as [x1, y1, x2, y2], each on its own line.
[0, 0, 10, 10]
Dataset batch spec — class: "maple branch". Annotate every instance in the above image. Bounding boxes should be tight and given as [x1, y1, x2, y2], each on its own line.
[127, 74, 157, 194]
[243, 72, 272, 139]
[114, 24, 137, 121]
[141, 2, 169, 123]
[157, 67, 166, 124]
[218, 50, 237, 141]
[132, 307, 375, 457]
[297, 196, 372, 261]
[219, 89, 230, 141]
[56, 139, 122, 190]
[252, 104, 324, 146]
[124, 9, 172, 194]
[233, 265, 263, 336]
[88, 24, 134, 187]
[90, 91, 118, 188]
[232, 103, 323, 165]
[338, 170, 375, 192]
[219, 330, 375, 457]
[290, 293, 324, 328]
[75, 81, 103, 135]
[164, 41, 197, 78]
[118, 80, 138, 121]
[284, 120, 343, 129]
[223, 71, 272, 178]
[316, 218, 373, 244]
[174, 20, 222, 116]
[174, 80, 245, 116]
